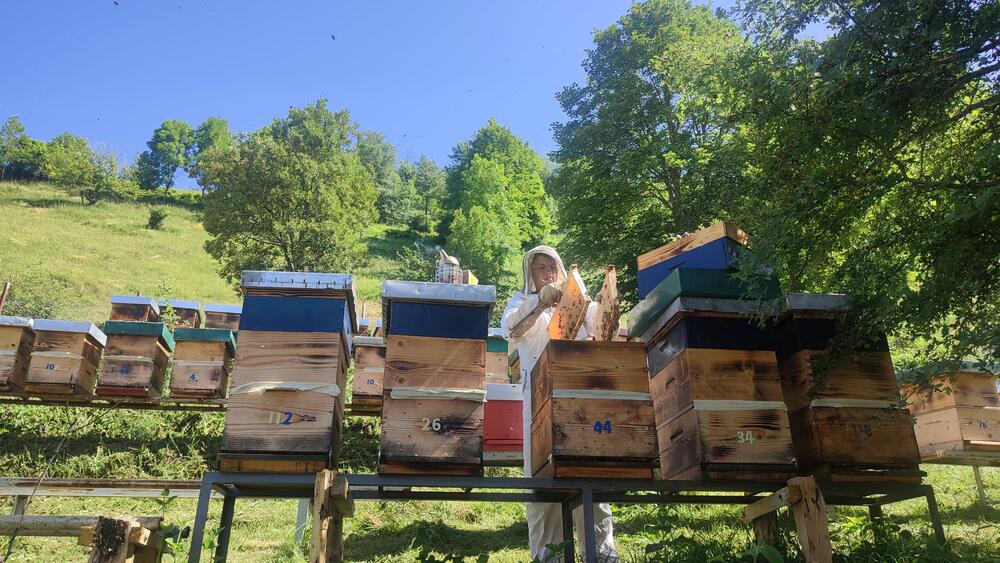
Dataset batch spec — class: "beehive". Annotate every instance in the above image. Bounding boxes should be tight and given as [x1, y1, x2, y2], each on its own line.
[25, 320, 106, 396]
[530, 339, 656, 478]
[351, 336, 385, 414]
[635, 222, 748, 298]
[219, 271, 355, 473]
[903, 363, 1000, 466]
[379, 281, 494, 476]
[0, 316, 35, 394]
[776, 293, 921, 482]
[486, 328, 509, 383]
[160, 299, 202, 328]
[204, 304, 242, 332]
[641, 296, 795, 481]
[484, 383, 523, 465]
[170, 328, 236, 399]
[96, 321, 174, 398]
[109, 296, 160, 323]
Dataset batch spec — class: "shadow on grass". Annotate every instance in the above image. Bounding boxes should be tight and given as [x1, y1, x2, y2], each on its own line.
[346, 518, 525, 560]
[881, 499, 1000, 526]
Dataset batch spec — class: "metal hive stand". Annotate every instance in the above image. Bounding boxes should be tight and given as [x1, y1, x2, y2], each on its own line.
[187, 472, 944, 563]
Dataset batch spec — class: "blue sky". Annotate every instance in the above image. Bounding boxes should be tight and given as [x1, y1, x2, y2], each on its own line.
[1, 0, 756, 187]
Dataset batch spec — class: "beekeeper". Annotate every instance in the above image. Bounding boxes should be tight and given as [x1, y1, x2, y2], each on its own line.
[500, 245, 617, 562]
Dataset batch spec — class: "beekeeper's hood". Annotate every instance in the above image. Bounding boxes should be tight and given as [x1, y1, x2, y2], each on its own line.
[521, 245, 567, 294]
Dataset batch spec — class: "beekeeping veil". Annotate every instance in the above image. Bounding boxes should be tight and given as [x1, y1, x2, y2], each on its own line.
[520, 245, 567, 294]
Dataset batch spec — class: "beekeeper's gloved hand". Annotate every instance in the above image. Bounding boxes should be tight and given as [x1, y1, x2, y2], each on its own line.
[538, 281, 563, 307]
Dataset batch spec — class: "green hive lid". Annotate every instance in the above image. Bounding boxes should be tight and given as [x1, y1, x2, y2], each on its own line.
[103, 321, 175, 351]
[487, 328, 508, 353]
[173, 327, 237, 354]
[626, 268, 781, 338]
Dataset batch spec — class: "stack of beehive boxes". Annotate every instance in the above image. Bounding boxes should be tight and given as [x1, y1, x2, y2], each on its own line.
[219, 271, 355, 473]
[204, 304, 242, 332]
[627, 223, 796, 480]
[24, 319, 106, 396]
[379, 280, 494, 476]
[350, 335, 386, 415]
[0, 316, 35, 394]
[903, 362, 999, 466]
[96, 296, 173, 398]
[775, 294, 921, 481]
[170, 327, 236, 399]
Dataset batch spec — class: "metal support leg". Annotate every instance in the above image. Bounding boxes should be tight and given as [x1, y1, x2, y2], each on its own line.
[925, 489, 946, 546]
[561, 500, 575, 563]
[868, 504, 884, 543]
[972, 466, 989, 506]
[10, 496, 27, 516]
[582, 487, 597, 563]
[214, 494, 236, 562]
[188, 474, 216, 563]
[294, 498, 310, 544]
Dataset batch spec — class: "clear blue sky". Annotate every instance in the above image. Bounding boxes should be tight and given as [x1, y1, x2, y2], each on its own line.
[1, 0, 754, 186]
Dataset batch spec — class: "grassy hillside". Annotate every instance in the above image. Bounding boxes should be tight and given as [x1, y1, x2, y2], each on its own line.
[0, 181, 997, 562]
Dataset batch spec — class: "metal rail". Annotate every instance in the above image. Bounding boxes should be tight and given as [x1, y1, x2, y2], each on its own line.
[187, 472, 944, 563]
[0, 394, 227, 412]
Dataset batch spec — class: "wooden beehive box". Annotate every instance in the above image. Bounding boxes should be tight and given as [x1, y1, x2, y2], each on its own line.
[204, 304, 242, 332]
[530, 340, 656, 479]
[219, 271, 356, 473]
[96, 321, 174, 398]
[0, 316, 35, 394]
[486, 328, 509, 384]
[170, 328, 236, 399]
[109, 296, 160, 323]
[640, 296, 795, 481]
[903, 364, 1000, 466]
[378, 281, 494, 475]
[776, 293, 921, 482]
[160, 299, 202, 328]
[25, 320, 106, 396]
[484, 383, 524, 466]
[635, 222, 749, 298]
[351, 335, 385, 414]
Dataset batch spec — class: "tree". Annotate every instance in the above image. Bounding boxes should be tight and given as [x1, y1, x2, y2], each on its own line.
[356, 130, 418, 225]
[0, 116, 47, 182]
[443, 119, 552, 246]
[400, 156, 446, 235]
[0, 116, 26, 181]
[135, 119, 194, 190]
[550, 0, 746, 304]
[186, 117, 232, 192]
[200, 99, 377, 286]
[729, 0, 1000, 365]
[46, 133, 95, 189]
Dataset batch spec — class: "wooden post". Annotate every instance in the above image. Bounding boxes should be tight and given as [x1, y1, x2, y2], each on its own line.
[0, 281, 10, 315]
[972, 466, 990, 506]
[310, 469, 353, 563]
[750, 512, 780, 548]
[743, 476, 832, 563]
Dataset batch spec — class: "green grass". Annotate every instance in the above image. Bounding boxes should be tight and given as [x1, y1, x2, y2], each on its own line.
[1, 181, 998, 562]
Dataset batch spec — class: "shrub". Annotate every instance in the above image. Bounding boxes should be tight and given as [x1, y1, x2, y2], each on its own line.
[147, 208, 168, 230]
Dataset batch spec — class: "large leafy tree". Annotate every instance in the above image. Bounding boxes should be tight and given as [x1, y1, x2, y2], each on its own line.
[186, 117, 232, 192]
[730, 0, 1000, 365]
[0, 116, 47, 182]
[356, 130, 418, 225]
[135, 119, 194, 190]
[45, 133, 95, 189]
[551, 0, 747, 304]
[443, 119, 551, 245]
[399, 155, 446, 235]
[200, 99, 377, 285]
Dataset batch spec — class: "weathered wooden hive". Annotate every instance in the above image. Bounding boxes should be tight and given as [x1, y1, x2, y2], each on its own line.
[219, 271, 356, 473]
[775, 293, 922, 482]
[486, 328, 510, 384]
[25, 320, 106, 396]
[902, 362, 999, 466]
[204, 304, 242, 332]
[160, 299, 203, 328]
[96, 321, 174, 398]
[109, 296, 160, 323]
[378, 280, 494, 476]
[170, 328, 236, 399]
[0, 316, 35, 394]
[351, 335, 385, 415]
[530, 339, 657, 479]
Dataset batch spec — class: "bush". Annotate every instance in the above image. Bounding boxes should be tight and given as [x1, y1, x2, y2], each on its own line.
[147, 208, 168, 230]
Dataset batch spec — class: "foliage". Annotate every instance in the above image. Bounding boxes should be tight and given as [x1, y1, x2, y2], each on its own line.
[0, 117, 48, 182]
[45, 133, 95, 189]
[357, 129, 419, 225]
[400, 156, 446, 236]
[388, 245, 437, 282]
[136, 119, 195, 190]
[186, 117, 232, 192]
[444, 118, 552, 246]
[729, 0, 1000, 364]
[200, 99, 377, 286]
[550, 0, 746, 306]
[147, 208, 168, 230]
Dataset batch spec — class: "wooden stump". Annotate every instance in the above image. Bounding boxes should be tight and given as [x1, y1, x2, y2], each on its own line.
[310, 469, 353, 563]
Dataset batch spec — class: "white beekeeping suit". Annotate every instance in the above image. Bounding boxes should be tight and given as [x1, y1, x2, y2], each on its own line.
[500, 245, 616, 562]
